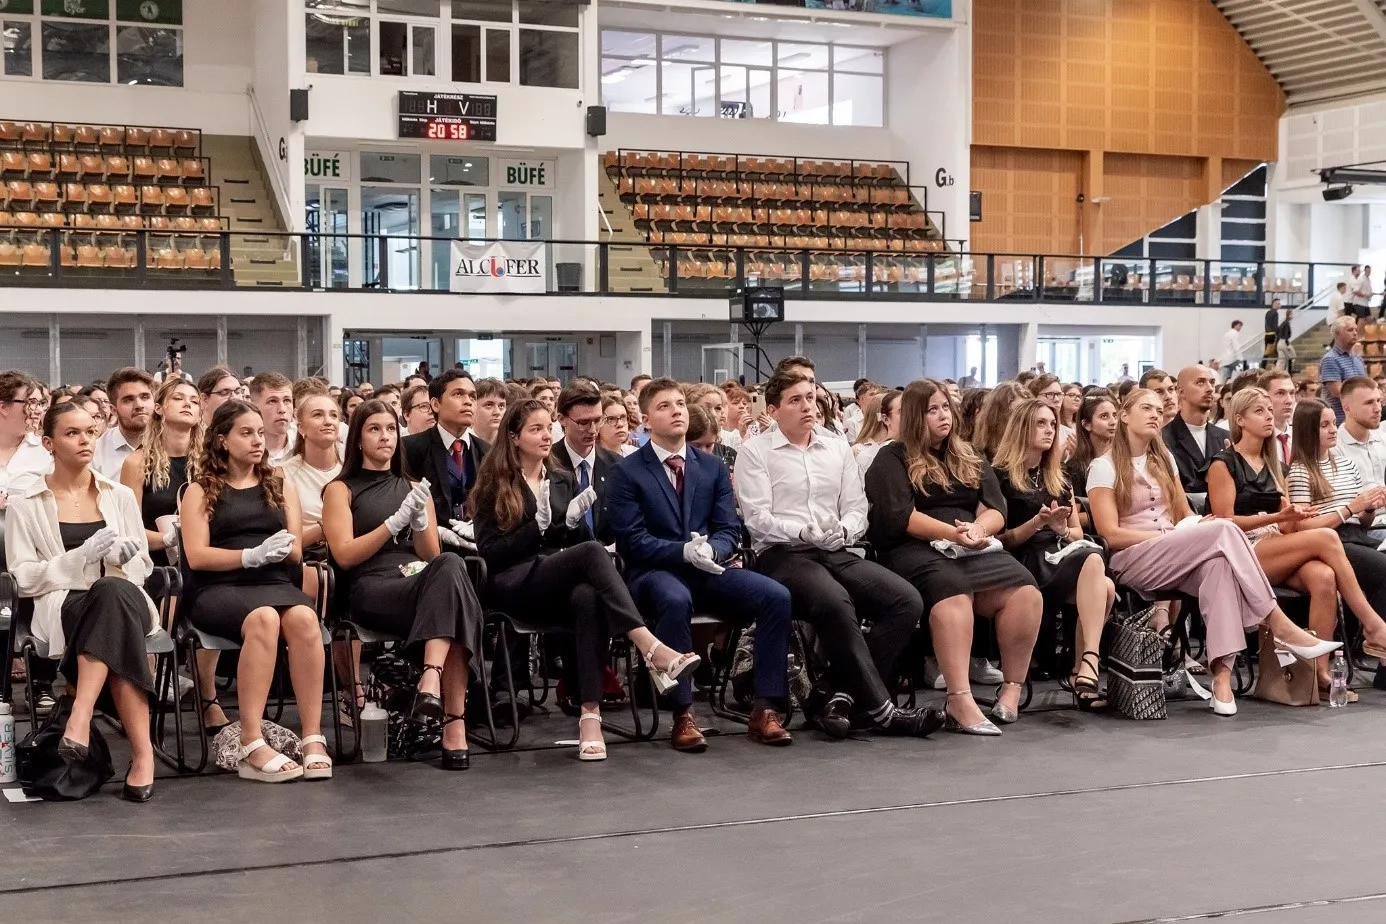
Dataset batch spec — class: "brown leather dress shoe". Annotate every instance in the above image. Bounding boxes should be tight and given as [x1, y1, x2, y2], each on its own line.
[670, 712, 708, 753]
[747, 705, 793, 746]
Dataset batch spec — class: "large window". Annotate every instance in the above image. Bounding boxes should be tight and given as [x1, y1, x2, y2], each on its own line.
[2, 0, 184, 86]
[601, 31, 884, 127]
[305, 0, 579, 89]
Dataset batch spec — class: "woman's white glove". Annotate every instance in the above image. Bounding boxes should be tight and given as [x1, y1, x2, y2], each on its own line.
[79, 526, 120, 565]
[565, 486, 598, 529]
[409, 479, 432, 532]
[160, 516, 179, 551]
[385, 481, 431, 538]
[106, 536, 142, 567]
[440, 519, 477, 551]
[535, 479, 553, 532]
[241, 530, 295, 569]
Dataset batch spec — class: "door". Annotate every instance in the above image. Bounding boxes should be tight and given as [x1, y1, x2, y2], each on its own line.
[306, 184, 349, 289]
[701, 342, 744, 384]
[526, 341, 578, 384]
[429, 189, 492, 290]
[343, 338, 370, 387]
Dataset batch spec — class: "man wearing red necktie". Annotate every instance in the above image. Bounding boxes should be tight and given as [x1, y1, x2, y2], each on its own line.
[1259, 368, 1296, 466]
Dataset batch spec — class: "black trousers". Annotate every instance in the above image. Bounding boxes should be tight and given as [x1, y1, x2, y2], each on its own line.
[756, 545, 923, 711]
[498, 541, 646, 704]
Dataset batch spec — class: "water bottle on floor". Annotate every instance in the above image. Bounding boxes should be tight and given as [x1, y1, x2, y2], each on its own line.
[360, 701, 388, 762]
[0, 701, 15, 783]
[1328, 652, 1348, 708]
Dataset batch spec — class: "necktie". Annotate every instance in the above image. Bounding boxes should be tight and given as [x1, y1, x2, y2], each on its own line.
[664, 454, 684, 496]
[1277, 433, 1290, 465]
[451, 438, 467, 484]
[577, 459, 594, 533]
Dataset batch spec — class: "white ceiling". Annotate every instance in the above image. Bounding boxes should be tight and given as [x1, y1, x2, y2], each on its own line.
[1212, 0, 1386, 105]
[599, 1, 938, 47]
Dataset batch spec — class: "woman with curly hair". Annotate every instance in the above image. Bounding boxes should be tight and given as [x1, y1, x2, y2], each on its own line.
[181, 401, 329, 784]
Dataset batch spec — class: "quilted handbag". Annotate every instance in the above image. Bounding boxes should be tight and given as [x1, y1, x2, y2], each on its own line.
[1104, 604, 1166, 720]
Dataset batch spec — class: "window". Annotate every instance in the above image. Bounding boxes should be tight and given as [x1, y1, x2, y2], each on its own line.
[430, 154, 489, 186]
[359, 152, 422, 184]
[42, 21, 108, 82]
[306, 1, 371, 75]
[0, 0, 185, 85]
[519, 27, 576, 87]
[115, 25, 182, 85]
[3, 20, 33, 77]
[600, 30, 887, 127]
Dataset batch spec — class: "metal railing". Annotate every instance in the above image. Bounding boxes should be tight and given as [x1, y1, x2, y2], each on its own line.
[0, 230, 1358, 308]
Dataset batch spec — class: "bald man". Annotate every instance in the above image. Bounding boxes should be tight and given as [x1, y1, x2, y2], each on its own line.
[1161, 364, 1229, 500]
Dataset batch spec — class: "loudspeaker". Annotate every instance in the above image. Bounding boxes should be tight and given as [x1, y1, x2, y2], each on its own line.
[586, 105, 607, 138]
[290, 88, 310, 123]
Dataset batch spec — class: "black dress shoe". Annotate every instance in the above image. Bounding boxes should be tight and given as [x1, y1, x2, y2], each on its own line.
[811, 692, 854, 739]
[410, 691, 444, 723]
[440, 749, 470, 771]
[876, 705, 946, 738]
[121, 764, 154, 803]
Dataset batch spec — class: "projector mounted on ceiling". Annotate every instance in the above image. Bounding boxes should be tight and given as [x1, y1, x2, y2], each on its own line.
[1316, 161, 1386, 201]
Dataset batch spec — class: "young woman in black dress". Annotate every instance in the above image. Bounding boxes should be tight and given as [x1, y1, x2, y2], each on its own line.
[864, 379, 1043, 736]
[181, 401, 329, 784]
[1208, 388, 1386, 692]
[6, 403, 158, 801]
[471, 400, 700, 762]
[321, 400, 484, 770]
[992, 398, 1114, 710]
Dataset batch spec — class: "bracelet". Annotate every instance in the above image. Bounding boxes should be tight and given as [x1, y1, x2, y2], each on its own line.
[1339, 506, 1351, 524]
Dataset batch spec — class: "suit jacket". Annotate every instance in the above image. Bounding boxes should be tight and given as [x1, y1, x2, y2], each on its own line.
[473, 468, 590, 596]
[402, 428, 490, 526]
[605, 441, 741, 578]
[1161, 417, 1229, 495]
[550, 440, 621, 543]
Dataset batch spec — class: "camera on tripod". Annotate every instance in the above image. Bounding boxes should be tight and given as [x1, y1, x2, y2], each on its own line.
[166, 337, 187, 364]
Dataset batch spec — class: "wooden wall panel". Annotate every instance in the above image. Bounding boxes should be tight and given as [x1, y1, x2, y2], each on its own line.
[1102, 153, 1205, 251]
[971, 146, 1084, 255]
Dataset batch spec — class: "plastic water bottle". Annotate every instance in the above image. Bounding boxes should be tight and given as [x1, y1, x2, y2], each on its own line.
[0, 701, 16, 783]
[1328, 652, 1349, 709]
[359, 701, 388, 763]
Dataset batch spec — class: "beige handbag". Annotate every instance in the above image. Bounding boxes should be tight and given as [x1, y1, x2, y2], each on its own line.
[1253, 627, 1320, 707]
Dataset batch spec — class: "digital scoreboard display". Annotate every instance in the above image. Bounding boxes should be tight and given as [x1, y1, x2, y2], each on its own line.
[397, 91, 498, 143]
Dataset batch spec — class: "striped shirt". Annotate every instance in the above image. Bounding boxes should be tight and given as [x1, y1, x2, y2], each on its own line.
[1287, 450, 1365, 523]
[1319, 345, 1366, 423]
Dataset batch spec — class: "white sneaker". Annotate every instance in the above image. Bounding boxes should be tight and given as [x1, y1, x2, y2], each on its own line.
[923, 657, 946, 690]
[162, 673, 194, 705]
[970, 658, 1004, 684]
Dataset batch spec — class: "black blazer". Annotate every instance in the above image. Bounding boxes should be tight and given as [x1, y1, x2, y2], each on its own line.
[401, 428, 490, 526]
[549, 440, 621, 543]
[474, 468, 592, 598]
[1161, 417, 1229, 495]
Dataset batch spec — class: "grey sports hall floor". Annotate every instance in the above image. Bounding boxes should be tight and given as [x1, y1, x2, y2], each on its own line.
[5, 685, 1386, 924]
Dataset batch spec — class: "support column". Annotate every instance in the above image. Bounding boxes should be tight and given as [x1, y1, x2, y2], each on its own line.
[1083, 149, 1104, 256]
[325, 317, 341, 384]
[794, 322, 803, 356]
[1018, 322, 1038, 375]
[857, 323, 867, 378]
[133, 316, 146, 371]
[661, 321, 672, 378]
[295, 317, 308, 380]
[215, 315, 228, 368]
[978, 324, 989, 385]
[918, 324, 927, 378]
[49, 315, 60, 385]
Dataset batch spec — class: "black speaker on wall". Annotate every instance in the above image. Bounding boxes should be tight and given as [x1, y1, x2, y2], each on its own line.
[586, 105, 607, 138]
[290, 88, 310, 123]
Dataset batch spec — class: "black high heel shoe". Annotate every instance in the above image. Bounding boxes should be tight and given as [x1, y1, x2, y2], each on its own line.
[411, 664, 446, 723]
[1071, 651, 1108, 713]
[440, 715, 469, 771]
[201, 697, 230, 735]
[121, 764, 153, 803]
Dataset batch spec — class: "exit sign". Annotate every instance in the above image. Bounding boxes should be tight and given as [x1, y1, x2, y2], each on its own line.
[499, 159, 555, 190]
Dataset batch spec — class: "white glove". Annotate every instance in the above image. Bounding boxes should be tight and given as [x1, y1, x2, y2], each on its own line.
[448, 519, 475, 542]
[79, 525, 119, 565]
[565, 485, 598, 529]
[441, 519, 477, 551]
[106, 537, 142, 567]
[682, 532, 725, 575]
[408, 478, 432, 532]
[384, 482, 430, 538]
[160, 516, 179, 551]
[810, 519, 847, 553]
[535, 479, 552, 532]
[241, 530, 295, 568]
[410, 502, 429, 533]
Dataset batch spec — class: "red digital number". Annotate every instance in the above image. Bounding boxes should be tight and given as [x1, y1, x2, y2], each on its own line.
[426, 122, 444, 139]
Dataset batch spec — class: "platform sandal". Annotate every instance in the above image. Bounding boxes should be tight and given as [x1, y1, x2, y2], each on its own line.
[237, 738, 303, 783]
[578, 710, 607, 762]
[441, 715, 469, 771]
[299, 734, 334, 781]
[644, 641, 701, 694]
[411, 664, 445, 722]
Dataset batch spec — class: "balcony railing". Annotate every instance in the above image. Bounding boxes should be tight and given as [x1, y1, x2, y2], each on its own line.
[0, 229, 1353, 309]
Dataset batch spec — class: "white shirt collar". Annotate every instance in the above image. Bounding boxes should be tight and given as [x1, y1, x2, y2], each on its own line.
[104, 427, 139, 453]
[436, 423, 471, 448]
[1339, 423, 1384, 446]
[768, 427, 824, 451]
[650, 440, 686, 464]
[564, 440, 596, 471]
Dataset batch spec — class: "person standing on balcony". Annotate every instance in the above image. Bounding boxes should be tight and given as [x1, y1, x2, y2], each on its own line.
[1329, 281, 1348, 323]
[1348, 265, 1371, 320]
[1219, 320, 1245, 383]
[1276, 306, 1296, 373]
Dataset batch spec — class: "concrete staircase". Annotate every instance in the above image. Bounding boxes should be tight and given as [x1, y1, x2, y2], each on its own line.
[597, 172, 668, 294]
[1291, 319, 1331, 372]
[201, 135, 300, 287]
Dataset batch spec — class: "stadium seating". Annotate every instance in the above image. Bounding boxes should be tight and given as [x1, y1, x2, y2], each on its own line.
[0, 121, 225, 276]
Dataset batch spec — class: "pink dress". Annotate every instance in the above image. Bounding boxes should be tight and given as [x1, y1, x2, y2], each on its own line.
[1099, 453, 1275, 667]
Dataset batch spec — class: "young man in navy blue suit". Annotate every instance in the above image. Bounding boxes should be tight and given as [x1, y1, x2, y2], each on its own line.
[605, 378, 794, 751]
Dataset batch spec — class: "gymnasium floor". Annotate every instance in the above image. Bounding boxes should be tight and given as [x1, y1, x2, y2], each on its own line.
[4, 684, 1386, 924]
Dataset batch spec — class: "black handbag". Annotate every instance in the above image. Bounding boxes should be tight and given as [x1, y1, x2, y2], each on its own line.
[16, 693, 115, 800]
[1104, 605, 1166, 720]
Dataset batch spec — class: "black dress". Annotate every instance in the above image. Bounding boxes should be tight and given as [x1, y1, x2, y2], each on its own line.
[1210, 449, 1282, 518]
[141, 455, 186, 568]
[340, 468, 483, 664]
[57, 519, 153, 693]
[864, 442, 1037, 614]
[188, 484, 313, 639]
[996, 465, 1104, 599]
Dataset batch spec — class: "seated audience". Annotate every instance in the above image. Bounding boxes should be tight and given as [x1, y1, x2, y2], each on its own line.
[402, 384, 435, 437]
[1066, 392, 1117, 497]
[971, 381, 1028, 459]
[605, 378, 794, 751]
[93, 368, 155, 479]
[993, 398, 1113, 710]
[1336, 377, 1386, 488]
[250, 372, 295, 468]
[1137, 368, 1176, 425]
[598, 394, 638, 457]
[6, 402, 158, 802]
[956, 387, 990, 442]
[1087, 389, 1341, 716]
[473, 399, 701, 761]
[197, 366, 241, 426]
[1026, 374, 1074, 451]
[322, 399, 482, 769]
[280, 393, 342, 559]
[1162, 365, 1228, 504]
[864, 379, 1043, 735]
[737, 372, 943, 738]
[472, 378, 507, 445]
[181, 401, 330, 783]
[851, 388, 901, 477]
[686, 403, 737, 472]
[550, 382, 620, 543]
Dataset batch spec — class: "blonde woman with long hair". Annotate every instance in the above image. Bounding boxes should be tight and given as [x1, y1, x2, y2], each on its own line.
[852, 389, 900, 477]
[865, 379, 1042, 735]
[1087, 389, 1341, 716]
[993, 398, 1114, 710]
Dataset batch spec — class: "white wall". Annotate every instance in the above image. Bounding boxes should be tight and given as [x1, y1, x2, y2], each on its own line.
[0, 0, 253, 134]
[254, 0, 304, 232]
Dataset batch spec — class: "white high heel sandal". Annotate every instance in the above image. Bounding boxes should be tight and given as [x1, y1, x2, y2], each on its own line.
[237, 738, 304, 783]
[578, 711, 607, 761]
[644, 641, 702, 694]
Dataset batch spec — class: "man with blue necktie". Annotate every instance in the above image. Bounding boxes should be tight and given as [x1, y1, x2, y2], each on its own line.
[606, 378, 794, 752]
[551, 382, 619, 543]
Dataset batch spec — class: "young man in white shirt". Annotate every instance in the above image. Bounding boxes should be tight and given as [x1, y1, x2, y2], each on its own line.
[1259, 368, 1297, 466]
[92, 367, 154, 479]
[1328, 281, 1348, 322]
[1218, 320, 1244, 382]
[735, 371, 944, 739]
[250, 371, 295, 468]
[1357, 264, 1375, 319]
[1338, 376, 1386, 487]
